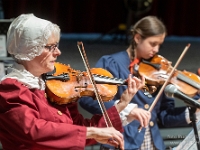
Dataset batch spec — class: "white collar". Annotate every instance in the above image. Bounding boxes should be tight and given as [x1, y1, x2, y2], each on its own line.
[1, 62, 45, 90]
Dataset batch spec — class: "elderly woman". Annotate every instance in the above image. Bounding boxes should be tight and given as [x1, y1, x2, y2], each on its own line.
[0, 14, 145, 150]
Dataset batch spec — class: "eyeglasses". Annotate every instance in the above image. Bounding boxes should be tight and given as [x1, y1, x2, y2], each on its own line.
[44, 43, 59, 52]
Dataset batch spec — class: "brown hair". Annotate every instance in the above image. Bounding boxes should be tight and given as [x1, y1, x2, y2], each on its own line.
[129, 16, 166, 60]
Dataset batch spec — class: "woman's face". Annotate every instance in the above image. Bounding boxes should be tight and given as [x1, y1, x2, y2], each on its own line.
[26, 33, 61, 77]
[134, 33, 165, 59]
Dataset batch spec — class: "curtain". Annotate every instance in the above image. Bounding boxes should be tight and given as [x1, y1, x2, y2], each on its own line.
[2, 0, 200, 36]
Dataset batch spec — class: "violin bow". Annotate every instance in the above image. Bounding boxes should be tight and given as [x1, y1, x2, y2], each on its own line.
[77, 41, 113, 128]
[138, 43, 191, 132]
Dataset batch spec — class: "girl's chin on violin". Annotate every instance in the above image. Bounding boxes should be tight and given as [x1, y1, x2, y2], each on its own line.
[142, 53, 156, 60]
[142, 55, 153, 60]
[149, 52, 158, 58]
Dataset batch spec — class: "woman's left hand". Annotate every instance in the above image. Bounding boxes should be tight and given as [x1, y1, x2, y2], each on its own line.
[115, 74, 145, 113]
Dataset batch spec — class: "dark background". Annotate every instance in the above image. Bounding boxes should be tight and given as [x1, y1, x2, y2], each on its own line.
[2, 0, 200, 36]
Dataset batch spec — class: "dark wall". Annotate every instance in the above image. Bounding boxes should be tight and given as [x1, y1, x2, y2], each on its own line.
[2, 0, 200, 36]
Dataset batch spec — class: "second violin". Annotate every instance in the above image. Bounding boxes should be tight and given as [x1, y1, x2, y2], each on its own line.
[138, 54, 200, 97]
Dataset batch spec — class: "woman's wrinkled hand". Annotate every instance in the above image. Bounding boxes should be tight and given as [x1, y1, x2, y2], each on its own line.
[122, 74, 145, 104]
[86, 127, 124, 150]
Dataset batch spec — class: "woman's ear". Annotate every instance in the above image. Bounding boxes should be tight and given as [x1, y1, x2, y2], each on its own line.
[134, 34, 141, 44]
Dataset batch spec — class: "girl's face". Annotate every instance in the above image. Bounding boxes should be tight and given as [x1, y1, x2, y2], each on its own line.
[134, 33, 165, 60]
[25, 33, 61, 77]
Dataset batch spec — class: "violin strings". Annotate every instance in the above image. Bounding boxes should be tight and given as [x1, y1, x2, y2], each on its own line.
[149, 43, 190, 112]
[77, 41, 113, 128]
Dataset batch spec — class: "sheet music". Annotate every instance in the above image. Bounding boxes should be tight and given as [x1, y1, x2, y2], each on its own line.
[173, 121, 200, 150]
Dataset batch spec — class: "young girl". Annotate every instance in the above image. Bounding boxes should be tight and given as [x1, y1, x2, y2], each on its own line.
[79, 16, 200, 150]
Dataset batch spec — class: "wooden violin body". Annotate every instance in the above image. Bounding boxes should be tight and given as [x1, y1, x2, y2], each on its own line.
[138, 55, 200, 97]
[45, 62, 126, 104]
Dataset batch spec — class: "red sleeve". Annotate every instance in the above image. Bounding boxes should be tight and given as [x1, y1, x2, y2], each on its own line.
[64, 103, 123, 146]
[0, 78, 123, 149]
[0, 79, 87, 149]
[65, 102, 123, 131]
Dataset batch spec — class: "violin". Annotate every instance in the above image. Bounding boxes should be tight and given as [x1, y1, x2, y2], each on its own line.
[137, 54, 200, 97]
[44, 62, 127, 104]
